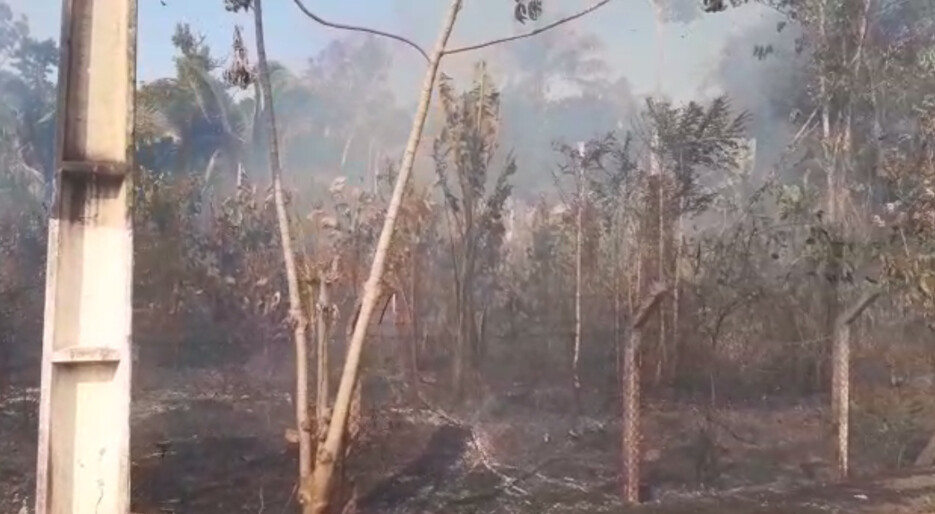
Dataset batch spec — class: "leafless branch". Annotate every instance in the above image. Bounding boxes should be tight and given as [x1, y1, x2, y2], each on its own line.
[290, 0, 430, 62]
[789, 107, 819, 148]
[449, 453, 571, 504]
[276, 482, 299, 514]
[290, 0, 613, 63]
[632, 282, 668, 329]
[838, 287, 882, 326]
[443, 0, 614, 55]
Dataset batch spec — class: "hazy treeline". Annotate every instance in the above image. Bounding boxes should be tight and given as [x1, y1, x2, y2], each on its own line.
[2, 0, 935, 491]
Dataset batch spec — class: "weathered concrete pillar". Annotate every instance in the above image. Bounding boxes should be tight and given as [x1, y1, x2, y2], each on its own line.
[35, 0, 136, 512]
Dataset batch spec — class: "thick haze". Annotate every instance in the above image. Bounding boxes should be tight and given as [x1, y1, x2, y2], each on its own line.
[8, 4, 935, 510]
[10, 0, 797, 194]
[13, 0, 780, 98]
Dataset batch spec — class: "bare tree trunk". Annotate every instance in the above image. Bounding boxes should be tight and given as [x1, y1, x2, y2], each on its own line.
[816, 0, 842, 401]
[409, 247, 421, 380]
[825, 1, 871, 461]
[236, 162, 246, 188]
[832, 288, 881, 480]
[340, 132, 355, 173]
[819, 0, 832, 211]
[573, 159, 584, 415]
[252, 0, 312, 481]
[364, 138, 377, 194]
[398, 280, 419, 386]
[302, 2, 463, 511]
[671, 196, 685, 379]
[818, 0, 834, 221]
[317, 262, 336, 424]
[613, 230, 622, 395]
[647, 0, 668, 387]
[622, 284, 668, 505]
[656, 169, 667, 385]
[642, 129, 666, 387]
[629, 226, 639, 313]
[343, 346, 363, 514]
[453, 277, 467, 397]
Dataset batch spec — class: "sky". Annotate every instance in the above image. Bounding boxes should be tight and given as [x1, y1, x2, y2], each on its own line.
[8, 0, 780, 103]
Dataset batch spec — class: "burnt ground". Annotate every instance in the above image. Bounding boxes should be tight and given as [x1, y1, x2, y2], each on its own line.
[3, 369, 935, 514]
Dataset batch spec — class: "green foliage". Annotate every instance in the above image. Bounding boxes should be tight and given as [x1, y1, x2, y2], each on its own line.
[1, 0, 934, 469]
[434, 64, 516, 277]
[554, 133, 638, 230]
[134, 168, 286, 365]
[137, 25, 239, 177]
[644, 96, 750, 216]
[432, 63, 517, 380]
[877, 107, 935, 316]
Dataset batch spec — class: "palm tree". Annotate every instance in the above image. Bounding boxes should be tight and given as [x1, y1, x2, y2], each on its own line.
[136, 24, 262, 195]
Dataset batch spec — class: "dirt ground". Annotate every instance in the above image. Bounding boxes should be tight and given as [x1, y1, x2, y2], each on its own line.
[3, 369, 935, 514]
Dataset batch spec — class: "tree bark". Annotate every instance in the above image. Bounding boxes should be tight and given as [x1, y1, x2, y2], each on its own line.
[656, 167, 667, 385]
[647, 0, 669, 387]
[340, 132, 355, 173]
[817, 0, 841, 399]
[301, 2, 463, 512]
[316, 263, 335, 424]
[825, 0, 872, 466]
[252, 0, 312, 481]
[408, 246, 421, 381]
[671, 207, 684, 381]
[572, 157, 584, 415]
[642, 129, 665, 386]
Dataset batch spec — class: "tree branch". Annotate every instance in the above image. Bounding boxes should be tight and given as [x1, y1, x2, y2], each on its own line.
[632, 282, 668, 329]
[838, 287, 882, 326]
[290, 0, 430, 62]
[443, 0, 613, 56]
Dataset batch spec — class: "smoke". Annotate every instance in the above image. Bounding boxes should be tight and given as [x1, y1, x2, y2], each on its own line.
[370, 0, 784, 196]
[703, 6, 809, 178]
[654, 0, 705, 25]
[10, 0, 797, 195]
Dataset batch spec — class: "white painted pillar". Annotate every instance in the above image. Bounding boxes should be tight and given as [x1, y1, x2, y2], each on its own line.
[35, 0, 136, 512]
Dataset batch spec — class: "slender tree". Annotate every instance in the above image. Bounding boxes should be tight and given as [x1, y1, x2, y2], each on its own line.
[223, 0, 314, 481]
[271, 1, 622, 509]
[573, 142, 585, 414]
[301, 3, 464, 511]
[434, 64, 516, 398]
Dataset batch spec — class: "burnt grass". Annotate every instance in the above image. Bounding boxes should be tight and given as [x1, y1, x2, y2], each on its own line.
[3, 369, 935, 514]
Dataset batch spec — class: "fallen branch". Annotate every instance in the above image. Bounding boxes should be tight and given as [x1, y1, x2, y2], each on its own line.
[410, 385, 578, 503]
[448, 451, 579, 504]
[710, 416, 756, 446]
[695, 405, 757, 446]
[465, 424, 526, 494]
